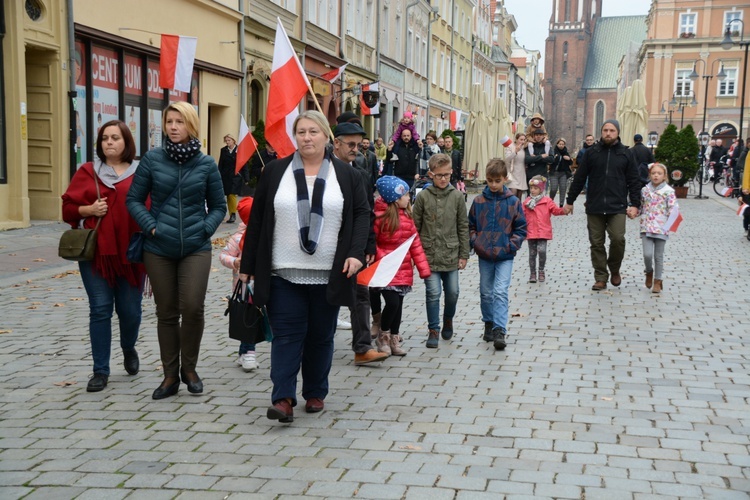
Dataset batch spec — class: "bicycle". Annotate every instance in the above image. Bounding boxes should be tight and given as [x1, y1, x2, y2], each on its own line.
[713, 164, 741, 198]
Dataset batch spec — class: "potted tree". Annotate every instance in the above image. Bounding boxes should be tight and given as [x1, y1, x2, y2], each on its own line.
[654, 124, 699, 198]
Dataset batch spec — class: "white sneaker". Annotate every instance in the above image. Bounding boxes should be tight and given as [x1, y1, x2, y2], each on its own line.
[236, 352, 257, 372]
[337, 318, 352, 330]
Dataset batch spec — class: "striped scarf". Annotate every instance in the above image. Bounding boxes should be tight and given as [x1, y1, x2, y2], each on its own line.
[292, 151, 330, 255]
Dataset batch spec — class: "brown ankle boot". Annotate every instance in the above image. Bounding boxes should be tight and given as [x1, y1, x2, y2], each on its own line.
[376, 330, 392, 355]
[652, 279, 662, 293]
[389, 334, 406, 356]
[645, 271, 653, 289]
[370, 312, 381, 339]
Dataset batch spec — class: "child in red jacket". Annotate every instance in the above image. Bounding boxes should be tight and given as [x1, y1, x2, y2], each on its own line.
[373, 176, 431, 356]
[523, 175, 567, 283]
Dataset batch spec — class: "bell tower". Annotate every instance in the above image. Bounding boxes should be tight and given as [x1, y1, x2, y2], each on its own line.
[543, 0, 602, 148]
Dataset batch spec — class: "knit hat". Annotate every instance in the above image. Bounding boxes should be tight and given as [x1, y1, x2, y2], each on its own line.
[528, 175, 547, 191]
[404, 111, 414, 119]
[602, 119, 620, 134]
[237, 196, 253, 224]
[376, 176, 410, 203]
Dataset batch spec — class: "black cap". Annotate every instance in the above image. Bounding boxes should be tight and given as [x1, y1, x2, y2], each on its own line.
[533, 128, 545, 135]
[634, 134, 643, 142]
[334, 122, 365, 137]
[336, 112, 362, 125]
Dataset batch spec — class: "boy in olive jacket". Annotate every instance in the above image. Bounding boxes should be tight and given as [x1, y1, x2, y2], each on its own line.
[412, 154, 470, 348]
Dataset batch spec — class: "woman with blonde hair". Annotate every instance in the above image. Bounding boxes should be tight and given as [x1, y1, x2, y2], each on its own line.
[127, 101, 226, 400]
[239, 110, 370, 424]
[505, 132, 528, 197]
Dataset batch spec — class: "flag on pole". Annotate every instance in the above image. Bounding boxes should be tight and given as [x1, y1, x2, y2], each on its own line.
[266, 18, 311, 158]
[360, 82, 380, 115]
[738, 203, 749, 217]
[450, 110, 462, 130]
[662, 208, 683, 233]
[160, 35, 197, 92]
[320, 63, 347, 83]
[236, 115, 258, 174]
[357, 235, 416, 287]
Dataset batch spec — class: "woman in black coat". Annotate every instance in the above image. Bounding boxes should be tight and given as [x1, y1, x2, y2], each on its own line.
[549, 138, 573, 206]
[218, 134, 248, 223]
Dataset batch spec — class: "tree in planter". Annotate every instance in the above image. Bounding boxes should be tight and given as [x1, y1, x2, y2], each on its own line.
[252, 119, 267, 151]
[654, 124, 699, 187]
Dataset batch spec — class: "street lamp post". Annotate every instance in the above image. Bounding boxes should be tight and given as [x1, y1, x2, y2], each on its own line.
[697, 131, 710, 199]
[660, 100, 674, 125]
[670, 90, 697, 129]
[648, 131, 659, 153]
[690, 59, 726, 199]
[722, 19, 750, 140]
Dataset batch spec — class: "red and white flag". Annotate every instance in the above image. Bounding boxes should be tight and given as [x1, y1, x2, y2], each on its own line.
[721, 186, 734, 197]
[500, 135, 513, 148]
[360, 82, 380, 116]
[236, 115, 258, 174]
[320, 63, 347, 83]
[738, 203, 749, 217]
[662, 208, 683, 233]
[357, 235, 416, 287]
[160, 35, 197, 92]
[450, 110, 462, 130]
[266, 18, 311, 158]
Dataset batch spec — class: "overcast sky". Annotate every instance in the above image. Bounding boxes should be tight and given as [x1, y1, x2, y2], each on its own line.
[508, 0, 653, 71]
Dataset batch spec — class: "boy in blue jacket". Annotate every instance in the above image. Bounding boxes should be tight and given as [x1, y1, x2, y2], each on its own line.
[468, 159, 527, 351]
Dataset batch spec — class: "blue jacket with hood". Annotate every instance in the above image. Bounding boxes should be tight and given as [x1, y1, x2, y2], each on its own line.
[468, 186, 527, 261]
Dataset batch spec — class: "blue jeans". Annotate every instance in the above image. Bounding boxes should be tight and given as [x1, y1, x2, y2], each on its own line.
[78, 261, 142, 376]
[478, 257, 514, 331]
[424, 270, 459, 331]
[266, 276, 339, 406]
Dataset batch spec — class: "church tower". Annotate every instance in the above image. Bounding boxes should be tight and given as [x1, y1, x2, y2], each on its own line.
[543, 0, 602, 149]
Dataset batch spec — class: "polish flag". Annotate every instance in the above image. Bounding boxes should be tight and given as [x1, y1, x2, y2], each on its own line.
[236, 115, 258, 174]
[320, 63, 347, 83]
[360, 82, 380, 115]
[266, 18, 311, 158]
[450, 110, 462, 130]
[662, 208, 683, 233]
[738, 203, 749, 217]
[500, 135, 513, 147]
[721, 186, 734, 197]
[357, 235, 416, 287]
[160, 35, 197, 92]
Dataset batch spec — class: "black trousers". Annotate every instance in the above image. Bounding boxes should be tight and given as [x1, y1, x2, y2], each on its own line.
[349, 284, 373, 353]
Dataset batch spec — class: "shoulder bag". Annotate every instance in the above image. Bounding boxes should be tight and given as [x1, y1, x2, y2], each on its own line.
[58, 170, 102, 261]
[224, 280, 273, 344]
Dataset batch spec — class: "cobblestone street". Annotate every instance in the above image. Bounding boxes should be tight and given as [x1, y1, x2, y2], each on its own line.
[1, 193, 749, 499]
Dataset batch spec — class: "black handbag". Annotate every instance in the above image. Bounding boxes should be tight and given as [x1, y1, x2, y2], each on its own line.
[59, 170, 102, 262]
[126, 164, 197, 263]
[225, 281, 272, 344]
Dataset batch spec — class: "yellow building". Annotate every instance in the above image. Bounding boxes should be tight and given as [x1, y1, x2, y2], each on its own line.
[0, 0, 243, 229]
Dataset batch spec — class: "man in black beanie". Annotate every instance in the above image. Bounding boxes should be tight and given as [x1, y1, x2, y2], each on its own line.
[564, 119, 642, 290]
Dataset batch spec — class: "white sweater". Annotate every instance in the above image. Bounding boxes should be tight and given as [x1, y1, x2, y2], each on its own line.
[271, 166, 344, 284]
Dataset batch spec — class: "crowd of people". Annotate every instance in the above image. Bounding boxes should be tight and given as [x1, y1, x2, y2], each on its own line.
[62, 109, 693, 425]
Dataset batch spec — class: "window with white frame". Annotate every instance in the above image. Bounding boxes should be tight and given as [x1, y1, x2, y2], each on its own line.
[498, 82, 506, 101]
[407, 29, 414, 69]
[440, 52, 446, 88]
[725, 11, 743, 35]
[679, 12, 696, 35]
[718, 67, 738, 96]
[346, 0, 356, 35]
[415, 35, 421, 75]
[365, 0, 375, 45]
[452, 59, 457, 92]
[271, 0, 293, 10]
[382, 5, 389, 54]
[432, 47, 438, 84]
[395, 14, 402, 57]
[422, 38, 428, 75]
[308, 0, 339, 33]
[675, 69, 693, 95]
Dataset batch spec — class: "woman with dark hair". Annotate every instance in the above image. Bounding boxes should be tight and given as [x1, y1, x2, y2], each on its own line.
[549, 138, 573, 206]
[127, 102, 226, 400]
[62, 120, 145, 393]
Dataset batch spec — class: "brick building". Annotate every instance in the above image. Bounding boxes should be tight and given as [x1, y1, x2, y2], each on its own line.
[543, 0, 646, 151]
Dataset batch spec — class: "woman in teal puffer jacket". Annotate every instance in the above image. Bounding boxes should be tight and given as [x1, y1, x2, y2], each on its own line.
[126, 101, 226, 400]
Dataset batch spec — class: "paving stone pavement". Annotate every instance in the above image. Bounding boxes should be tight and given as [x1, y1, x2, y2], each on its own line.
[1, 193, 749, 499]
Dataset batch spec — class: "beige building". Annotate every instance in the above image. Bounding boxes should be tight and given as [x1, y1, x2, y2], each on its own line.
[1, 0, 243, 229]
[639, 1, 750, 140]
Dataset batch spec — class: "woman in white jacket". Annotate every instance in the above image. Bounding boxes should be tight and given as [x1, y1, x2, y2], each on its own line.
[505, 133, 528, 197]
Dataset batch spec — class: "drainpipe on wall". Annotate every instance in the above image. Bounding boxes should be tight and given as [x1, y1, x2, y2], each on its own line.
[239, 0, 246, 122]
[66, 0, 77, 179]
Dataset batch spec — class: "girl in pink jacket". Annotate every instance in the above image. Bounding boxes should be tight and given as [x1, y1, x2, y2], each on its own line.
[373, 176, 431, 356]
[639, 163, 678, 294]
[522, 175, 567, 283]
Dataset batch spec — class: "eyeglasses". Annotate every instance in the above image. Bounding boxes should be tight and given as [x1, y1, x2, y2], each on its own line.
[431, 173, 451, 180]
[337, 140, 362, 149]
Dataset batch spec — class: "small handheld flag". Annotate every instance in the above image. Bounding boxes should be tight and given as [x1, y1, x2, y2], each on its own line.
[738, 203, 749, 217]
[500, 135, 513, 148]
[236, 115, 258, 174]
[320, 63, 347, 83]
[357, 235, 416, 287]
[662, 208, 683, 233]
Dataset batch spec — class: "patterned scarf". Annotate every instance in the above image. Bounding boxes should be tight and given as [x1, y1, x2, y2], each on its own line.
[291, 151, 330, 255]
[164, 137, 202, 164]
[526, 193, 544, 210]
